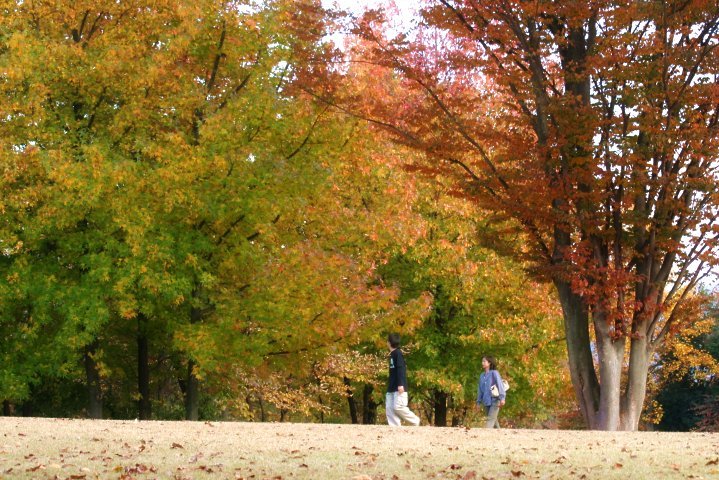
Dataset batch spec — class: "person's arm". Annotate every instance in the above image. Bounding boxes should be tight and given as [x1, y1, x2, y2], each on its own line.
[476, 373, 483, 406]
[494, 370, 506, 405]
[396, 350, 408, 393]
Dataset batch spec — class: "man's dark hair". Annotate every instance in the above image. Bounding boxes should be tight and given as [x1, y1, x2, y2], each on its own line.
[388, 333, 401, 348]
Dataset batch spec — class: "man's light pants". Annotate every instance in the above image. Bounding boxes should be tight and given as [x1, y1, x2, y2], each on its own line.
[386, 391, 420, 426]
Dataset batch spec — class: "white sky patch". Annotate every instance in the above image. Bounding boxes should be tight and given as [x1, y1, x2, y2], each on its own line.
[322, 0, 418, 15]
[322, 0, 421, 47]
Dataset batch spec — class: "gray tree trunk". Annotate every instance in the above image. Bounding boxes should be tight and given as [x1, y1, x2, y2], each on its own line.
[555, 280, 654, 430]
[621, 333, 651, 430]
[593, 310, 626, 430]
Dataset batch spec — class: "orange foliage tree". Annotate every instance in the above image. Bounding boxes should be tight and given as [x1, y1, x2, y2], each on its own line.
[308, 1, 719, 430]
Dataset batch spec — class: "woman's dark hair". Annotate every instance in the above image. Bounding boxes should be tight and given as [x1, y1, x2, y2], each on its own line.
[483, 356, 497, 370]
[388, 333, 401, 348]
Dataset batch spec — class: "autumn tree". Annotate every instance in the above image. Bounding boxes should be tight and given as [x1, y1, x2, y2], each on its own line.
[313, 0, 719, 429]
[651, 293, 719, 430]
[1, 0, 400, 420]
[375, 177, 573, 428]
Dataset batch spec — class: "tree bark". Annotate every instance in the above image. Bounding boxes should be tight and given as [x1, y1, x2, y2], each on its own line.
[344, 377, 359, 424]
[554, 279, 601, 428]
[593, 309, 626, 430]
[137, 314, 151, 420]
[362, 384, 377, 424]
[621, 332, 651, 430]
[184, 296, 202, 420]
[451, 404, 465, 427]
[185, 358, 199, 421]
[2, 400, 11, 416]
[433, 390, 448, 427]
[84, 341, 103, 419]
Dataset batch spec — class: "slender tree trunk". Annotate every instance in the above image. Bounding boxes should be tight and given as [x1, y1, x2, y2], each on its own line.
[362, 384, 377, 424]
[344, 377, 359, 424]
[21, 401, 32, 417]
[84, 341, 103, 419]
[433, 390, 448, 427]
[621, 333, 651, 430]
[451, 403, 465, 427]
[184, 306, 201, 420]
[593, 309, 626, 431]
[137, 314, 151, 420]
[554, 279, 601, 428]
[3, 400, 11, 416]
[185, 359, 199, 421]
[259, 396, 266, 422]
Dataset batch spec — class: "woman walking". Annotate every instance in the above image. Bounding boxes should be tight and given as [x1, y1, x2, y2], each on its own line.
[476, 356, 506, 428]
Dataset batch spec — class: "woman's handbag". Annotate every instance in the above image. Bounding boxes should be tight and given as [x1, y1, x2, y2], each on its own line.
[490, 373, 510, 398]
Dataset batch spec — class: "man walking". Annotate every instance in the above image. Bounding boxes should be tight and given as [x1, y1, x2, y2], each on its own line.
[386, 333, 420, 426]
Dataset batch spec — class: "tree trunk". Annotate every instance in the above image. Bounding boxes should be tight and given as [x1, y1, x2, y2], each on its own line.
[259, 396, 266, 422]
[433, 390, 448, 427]
[84, 341, 103, 419]
[344, 377, 359, 424]
[184, 306, 201, 420]
[593, 309, 626, 430]
[451, 404, 465, 427]
[621, 333, 651, 430]
[362, 384, 377, 424]
[3, 400, 11, 416]
[137, 314, 151, 420]
[185, 359, 199, 420]
[554, 279, 601, 428]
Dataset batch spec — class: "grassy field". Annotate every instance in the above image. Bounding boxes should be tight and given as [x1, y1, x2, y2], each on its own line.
[1, 417, 718, 479]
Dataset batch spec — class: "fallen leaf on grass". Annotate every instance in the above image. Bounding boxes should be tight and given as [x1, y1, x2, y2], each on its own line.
[707, 458, 719, 466]
[171, 442, 184, 449]
[124, 463, 157, 474]
[26, 464, 44, 472]
[510, 471, 524, 477]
